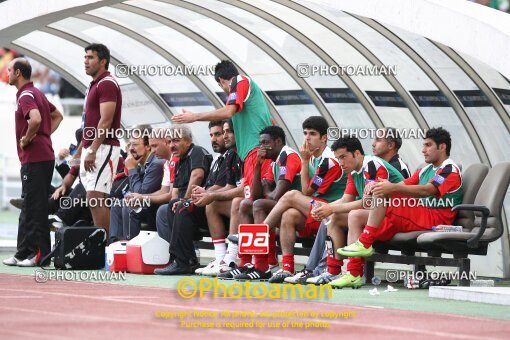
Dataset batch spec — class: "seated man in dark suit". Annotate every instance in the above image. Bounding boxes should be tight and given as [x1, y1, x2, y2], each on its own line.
[155, 125, 213, 275]
[109, 126, 165, 243]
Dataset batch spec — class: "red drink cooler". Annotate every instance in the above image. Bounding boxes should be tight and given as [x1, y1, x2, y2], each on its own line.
[126, 231, 170, 274]
[106, 241, 128, 272]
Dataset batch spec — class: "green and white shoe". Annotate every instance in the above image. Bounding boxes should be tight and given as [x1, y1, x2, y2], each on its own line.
[337, 240, 374, 257]
[329, 273, 363, 289]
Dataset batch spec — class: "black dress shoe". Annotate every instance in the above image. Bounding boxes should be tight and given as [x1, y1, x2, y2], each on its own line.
[10, 198, 24, 210]
[154, 261, 193, 275]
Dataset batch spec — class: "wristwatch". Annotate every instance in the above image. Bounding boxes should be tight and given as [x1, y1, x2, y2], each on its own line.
[87, 148, 96, 155]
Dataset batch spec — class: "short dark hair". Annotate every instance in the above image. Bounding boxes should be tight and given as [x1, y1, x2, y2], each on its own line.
[222, 119, 233, 129]
[331, 136, 364, 156]
[260, 125, 285, 144]
[13, 60, 31, 79]
[132, 125, 151, 146]
[384, 127, 402, 150]
[302, 116, 329, 136]
[208, 120, 224, 129]
[85, 43, 110, 70]
[214, 60, 239, 83]
[426, 127, 451, 156]
[75, 128, 83, 144]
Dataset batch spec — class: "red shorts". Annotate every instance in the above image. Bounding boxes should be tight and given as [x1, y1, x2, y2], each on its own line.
[299, 197, 327, 238]
[243, 148, 272, 200]
[375, 194, 456, 241]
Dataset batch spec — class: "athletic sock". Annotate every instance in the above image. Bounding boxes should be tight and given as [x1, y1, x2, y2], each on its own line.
[223, 242, 238, 265]
[326, 256, 343, 275]
[254, 254, 269, 272]
[282, 254, 294, 273]
[267, 230, 278, 266]
[346, 257, 365, 277]
[212, 237, 227, 262]
[239, 254, 252, 267]
[359, 225, 378, 248]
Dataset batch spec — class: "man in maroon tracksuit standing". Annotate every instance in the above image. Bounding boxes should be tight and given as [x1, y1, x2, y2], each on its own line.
[3, 58, 63, 267]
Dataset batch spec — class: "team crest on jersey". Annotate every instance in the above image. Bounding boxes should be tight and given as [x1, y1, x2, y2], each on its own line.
[280, 166, 287, 175]
[434, 174, 445, 185]
[312, 176, 323, 186]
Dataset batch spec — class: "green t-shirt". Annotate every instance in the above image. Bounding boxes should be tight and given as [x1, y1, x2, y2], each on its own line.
[349, 155, 405, 200]
[309, 147, 347, 202]
[415, 159, 463, 208]
[226, 75, 272, 160]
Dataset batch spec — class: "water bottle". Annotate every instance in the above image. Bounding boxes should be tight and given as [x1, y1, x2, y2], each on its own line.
[310, 199, 331, 225]
[68, 158, 81, 167]
[432, 225, 463, 232]
[124, 191, 142, 213]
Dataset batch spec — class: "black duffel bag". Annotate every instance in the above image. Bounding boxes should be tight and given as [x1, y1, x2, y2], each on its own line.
[41, 225, 107, 270]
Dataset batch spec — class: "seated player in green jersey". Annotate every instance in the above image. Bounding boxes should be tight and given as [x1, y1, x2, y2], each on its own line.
[262, 117, 347, 283]
[335, 127, 462, 289]
[310, 137, 404, 286]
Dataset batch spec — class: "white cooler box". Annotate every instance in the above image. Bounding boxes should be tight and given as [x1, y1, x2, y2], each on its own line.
[126, 231, 170, 274]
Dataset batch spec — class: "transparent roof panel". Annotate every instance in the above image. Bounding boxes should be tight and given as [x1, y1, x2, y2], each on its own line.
[383, 25, 509, 164]
[376, 107, 424, 169]
[14, 31, 107, 86]
[420, 107, 480, 168]
[120, 83, 167, 127]
[465, 107, 510, 164]
[385, 25, 478, 91]
[458, 52, 510, 89]
[126, 0, 298, 91]
[49, 17, 202, 97]
[300, 1, 437, 91]
[244, 0, 394, 91]
[185, 0, 344, 89]
[87, 6, 221, 91]
[277, 105, 320, 146]
[327, 103, 375, 153]
[458, 52, 510, 121]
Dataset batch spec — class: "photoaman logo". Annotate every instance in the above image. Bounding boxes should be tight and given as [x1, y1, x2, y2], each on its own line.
[176, 277, 332, 300]
[239, 224, 269, 254]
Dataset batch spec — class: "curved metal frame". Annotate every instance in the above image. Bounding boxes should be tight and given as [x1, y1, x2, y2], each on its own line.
[78, 12, 224, 109]
[117, 2, 298, 149]
[214, 0, 383, 128]
[432, 41, 510, 134]
[8, 43, 87, 94]
[275, 0, 428, 130]
[41, 26, 172, 118]
[349, 14, 491, 165]
[166, 0, 337, 128]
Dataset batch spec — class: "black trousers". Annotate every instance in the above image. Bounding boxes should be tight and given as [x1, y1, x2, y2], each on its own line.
[167, 200, 206, 267]
[16, 160, 54, 261]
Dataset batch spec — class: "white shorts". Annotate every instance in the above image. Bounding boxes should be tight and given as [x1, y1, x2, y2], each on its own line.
[80, 144, 120, 194]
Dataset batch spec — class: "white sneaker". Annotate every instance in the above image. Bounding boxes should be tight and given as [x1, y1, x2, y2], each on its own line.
[2, 256, 21, 266]
[202, 260, 235, 277]
[195, 260, 217, 275]
[306, 272, 337, 285]
[17, 256, 37, 267]
[284, 269, 314, 284]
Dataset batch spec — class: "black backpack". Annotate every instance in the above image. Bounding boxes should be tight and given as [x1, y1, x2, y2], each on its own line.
[41, 224, 107, 270]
